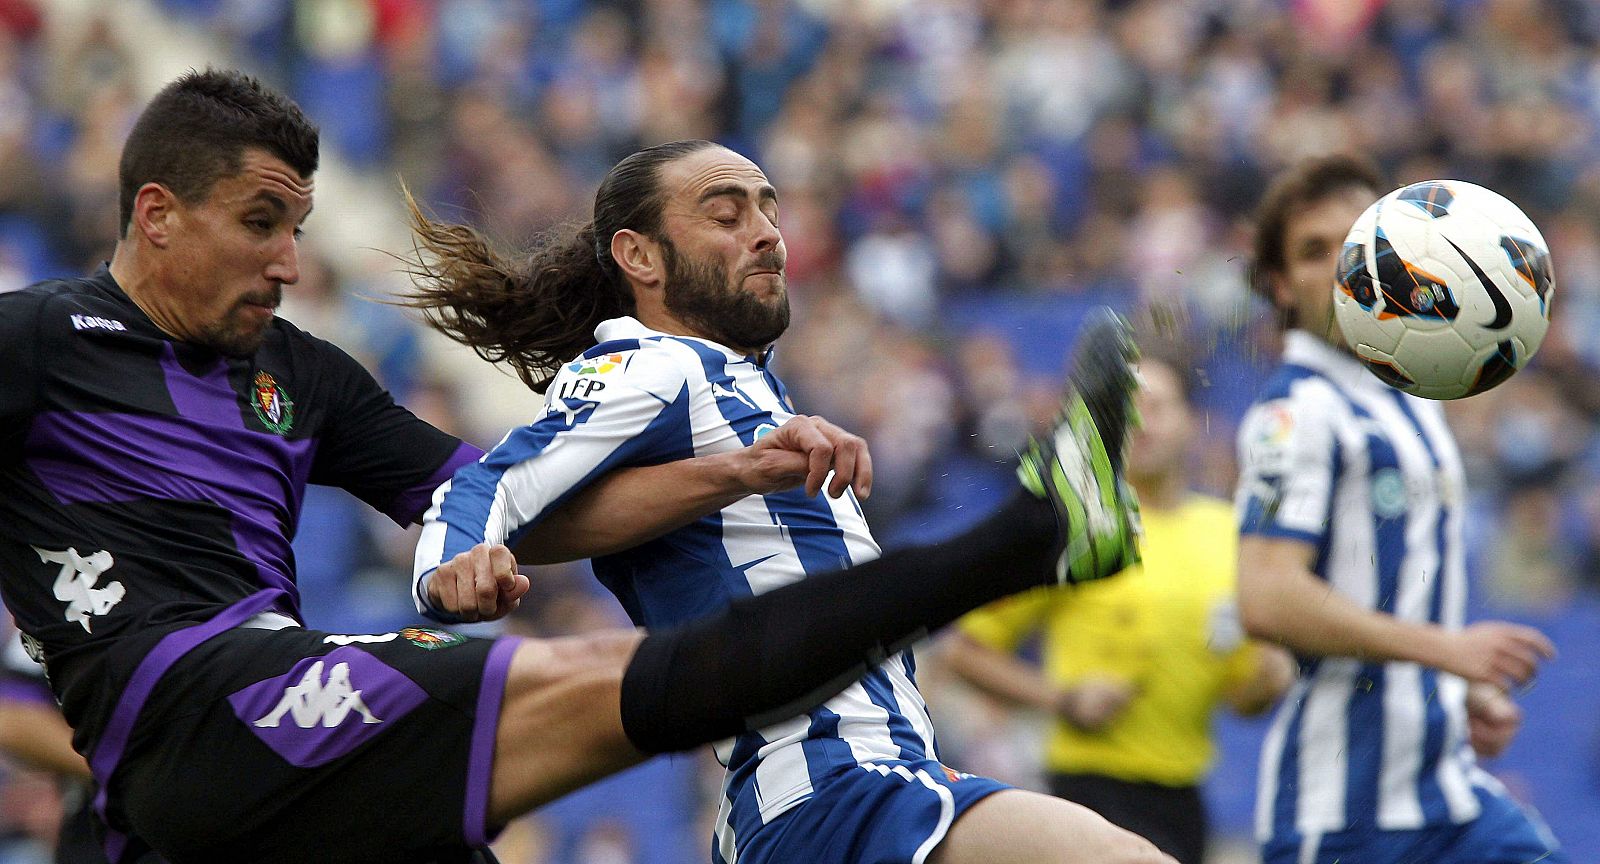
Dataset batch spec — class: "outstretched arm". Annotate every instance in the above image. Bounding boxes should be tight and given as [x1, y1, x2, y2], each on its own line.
[515, 415, 871, 563]
[423, 415, 872, 621]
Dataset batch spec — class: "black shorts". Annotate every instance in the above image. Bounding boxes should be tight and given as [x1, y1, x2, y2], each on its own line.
[86, 592, 520, 864]
[1048, 772, 1207, 864]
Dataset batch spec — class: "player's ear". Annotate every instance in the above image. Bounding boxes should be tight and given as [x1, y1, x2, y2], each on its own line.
[611, 228, 662, 289]
[130, 183, 178, 249]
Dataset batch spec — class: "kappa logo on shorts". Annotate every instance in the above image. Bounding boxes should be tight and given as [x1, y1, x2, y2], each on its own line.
[253, 660, 381, 729]
[230, 647, 429, 768]
[33, 546, 125, 633]
[400, 627, 467, 650]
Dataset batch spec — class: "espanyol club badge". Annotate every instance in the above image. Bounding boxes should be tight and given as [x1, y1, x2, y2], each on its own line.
[252, 371, 295, 435]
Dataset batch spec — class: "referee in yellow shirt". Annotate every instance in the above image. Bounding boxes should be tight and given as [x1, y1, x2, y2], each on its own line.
[946, 351, 1295, 864]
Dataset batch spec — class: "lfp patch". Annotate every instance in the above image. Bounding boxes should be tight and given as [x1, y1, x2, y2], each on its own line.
[566, 353, 625, 375]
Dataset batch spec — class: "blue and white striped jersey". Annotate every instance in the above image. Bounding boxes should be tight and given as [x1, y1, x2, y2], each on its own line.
[414, 317, 940, 859]
[1236, 331, 1483, 846]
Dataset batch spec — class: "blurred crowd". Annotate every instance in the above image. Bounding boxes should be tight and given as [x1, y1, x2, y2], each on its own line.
[4, 0, 1600, 861]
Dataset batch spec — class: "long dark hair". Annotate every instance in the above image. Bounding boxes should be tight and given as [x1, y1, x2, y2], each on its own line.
[401, 139, 720, 392]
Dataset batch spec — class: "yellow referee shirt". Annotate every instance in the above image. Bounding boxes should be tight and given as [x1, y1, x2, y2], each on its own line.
[957, 494, 1260, 787]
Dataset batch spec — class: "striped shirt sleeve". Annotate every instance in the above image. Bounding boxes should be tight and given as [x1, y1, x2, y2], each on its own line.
[412, 343, 695, 619]
[1235, 382, 1339, 544]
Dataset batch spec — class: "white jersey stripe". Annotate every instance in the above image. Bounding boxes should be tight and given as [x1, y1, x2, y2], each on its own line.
[1296, 658, 1355, 834]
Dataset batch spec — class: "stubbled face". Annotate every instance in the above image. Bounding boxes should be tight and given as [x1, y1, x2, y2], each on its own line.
[654, 147, 788, 353]
[1274, 187, 1376, 346]
[157, 148, 312, 356]
[1128, 360, 1192, 485]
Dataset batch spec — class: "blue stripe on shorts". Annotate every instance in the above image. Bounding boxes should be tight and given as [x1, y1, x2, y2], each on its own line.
[733, 758, 1009, 864]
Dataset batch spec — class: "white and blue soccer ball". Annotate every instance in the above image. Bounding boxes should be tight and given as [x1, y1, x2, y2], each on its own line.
[1332, 179, 1554, 400]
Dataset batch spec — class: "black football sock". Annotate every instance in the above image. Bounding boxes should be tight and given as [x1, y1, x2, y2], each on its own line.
[620, 490, 1058, 753]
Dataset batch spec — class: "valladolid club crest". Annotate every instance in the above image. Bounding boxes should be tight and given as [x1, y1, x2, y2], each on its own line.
[252, 371, 295, 435]
[400, 627, 468, 650]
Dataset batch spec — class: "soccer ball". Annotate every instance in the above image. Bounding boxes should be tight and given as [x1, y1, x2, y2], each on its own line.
[1332, 180, 1554, 400]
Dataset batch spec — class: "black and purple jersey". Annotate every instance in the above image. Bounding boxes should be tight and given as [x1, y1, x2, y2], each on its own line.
[0, 266, 480, 732]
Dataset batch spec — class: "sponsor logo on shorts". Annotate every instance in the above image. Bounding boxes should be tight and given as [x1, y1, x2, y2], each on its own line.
[251, 370, 295, 435]
[400, 627, 467, 650]
[253, 660, 381, 729]
[33, 546, 124, 633]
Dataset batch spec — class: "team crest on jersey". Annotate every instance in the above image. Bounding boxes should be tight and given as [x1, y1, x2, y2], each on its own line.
[939, 764, 974, 783]
[400, 627, 467, 650]
[251, 371, 296, 435]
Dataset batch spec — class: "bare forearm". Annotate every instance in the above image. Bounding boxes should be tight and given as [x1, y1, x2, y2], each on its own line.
[1239, 564, 1449, 667]
[516, 453, 751, 563]
[942, 634, 1060, 713]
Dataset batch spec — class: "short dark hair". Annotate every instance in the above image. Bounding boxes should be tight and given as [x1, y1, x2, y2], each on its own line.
[1250, 154, 1385, 326]
[118, 68, 319, 235]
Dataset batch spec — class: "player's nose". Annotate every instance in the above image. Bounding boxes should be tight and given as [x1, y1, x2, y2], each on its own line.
[265, 236, 301, 286]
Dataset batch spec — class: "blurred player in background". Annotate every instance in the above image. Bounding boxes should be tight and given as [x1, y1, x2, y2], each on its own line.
[406, 139, 1167, 864]
[945, 349, 1295, 864]
[1236, 154, 1564, 864]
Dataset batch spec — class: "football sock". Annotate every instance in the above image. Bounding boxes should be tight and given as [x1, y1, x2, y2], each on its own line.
[620, 490, 1058, 753]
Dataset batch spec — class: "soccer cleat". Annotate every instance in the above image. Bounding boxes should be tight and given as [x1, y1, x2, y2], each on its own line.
[1017, 307, 1142, 585]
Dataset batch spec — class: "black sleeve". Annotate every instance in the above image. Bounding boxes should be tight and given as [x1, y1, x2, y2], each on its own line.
[0, 291, 45, 461]
[305, 338, 481, 525]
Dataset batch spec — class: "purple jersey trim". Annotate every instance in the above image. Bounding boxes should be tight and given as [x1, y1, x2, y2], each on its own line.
[159, 343, 241, 428]
[0, 677, 54, 704]
[26, 411, 315, 615]
[388, 441, 483, 526]
[92, 589, 285, 863]
[464, 636, 521, 847]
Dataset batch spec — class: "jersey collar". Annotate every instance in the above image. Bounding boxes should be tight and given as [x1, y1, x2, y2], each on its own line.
[1282, 329, 1383, 393]
[593, 316, 776, 366]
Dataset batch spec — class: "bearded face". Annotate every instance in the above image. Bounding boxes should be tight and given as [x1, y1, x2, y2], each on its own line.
[659, 235, 789, 353]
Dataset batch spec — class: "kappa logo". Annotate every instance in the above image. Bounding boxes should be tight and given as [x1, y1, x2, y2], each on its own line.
[70, 314, 127, 333]
[33, 546, 125, 633]
[253, 660, 381, 729]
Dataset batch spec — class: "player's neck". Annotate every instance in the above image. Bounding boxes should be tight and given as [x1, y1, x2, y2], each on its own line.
[1130, 470, 1186, 511]
[636, 307, 764, 358]
[109, 243, 190, 344]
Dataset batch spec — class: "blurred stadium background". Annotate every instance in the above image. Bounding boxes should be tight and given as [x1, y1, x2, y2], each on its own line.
[3, 0, 1600, 861]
